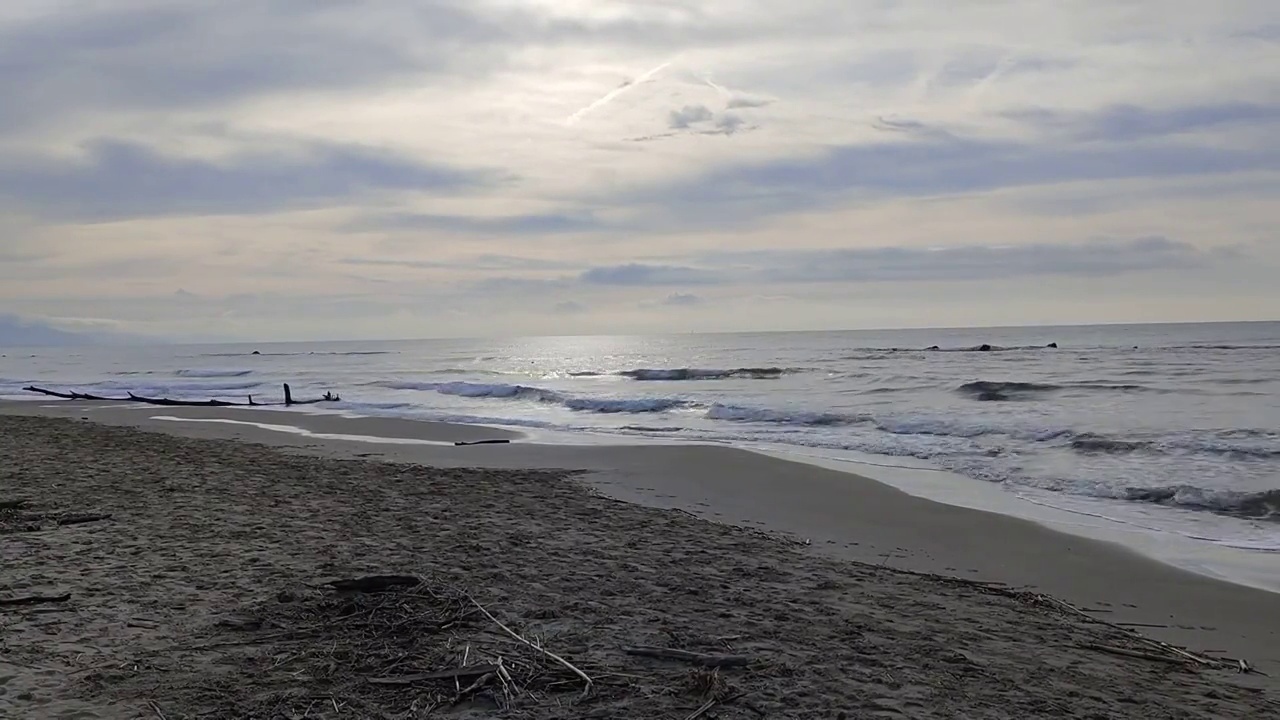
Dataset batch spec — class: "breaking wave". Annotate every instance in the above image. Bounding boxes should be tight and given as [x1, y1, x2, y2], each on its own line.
[1123, 486, 1280, 521]
[956, 381, 1061, 401]
[566, 398, 688, 413]
[705, 403, 861, 426]
[373, 380, 688, 415]
[619, 367, 796, 381]
[1070, 432, 1280, 460]
[957, 380, 1159, 401]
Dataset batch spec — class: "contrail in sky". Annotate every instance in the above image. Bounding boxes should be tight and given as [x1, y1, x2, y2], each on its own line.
[565, 60, 673, 125]
[700, 74, 732, 98]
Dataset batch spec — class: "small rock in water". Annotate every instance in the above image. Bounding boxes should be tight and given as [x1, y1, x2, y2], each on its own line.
[978, 344, 993, 351]
[1046, 342, 1058, 348]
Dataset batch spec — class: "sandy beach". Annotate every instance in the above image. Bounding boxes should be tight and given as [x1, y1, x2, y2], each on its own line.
[2, 405, 1278, 718]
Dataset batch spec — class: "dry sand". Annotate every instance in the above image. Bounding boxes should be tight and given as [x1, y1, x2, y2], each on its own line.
[1, 408, 1278, 718]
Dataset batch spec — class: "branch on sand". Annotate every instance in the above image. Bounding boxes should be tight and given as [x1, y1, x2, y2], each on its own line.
[23, 383, 340, 407]
[466, 593, 595, 697]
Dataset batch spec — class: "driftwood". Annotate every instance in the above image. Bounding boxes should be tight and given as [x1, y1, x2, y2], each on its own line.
[454, 439, 511, 447]
[23, 383, 339, 407]
[622, 646, 752, 668]
[0, 593, 71, 607]
[1081, 643, 1189, 665]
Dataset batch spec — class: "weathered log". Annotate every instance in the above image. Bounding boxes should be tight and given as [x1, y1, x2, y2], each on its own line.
[127, 392, 239, 407]
[24, 384, 339, 407]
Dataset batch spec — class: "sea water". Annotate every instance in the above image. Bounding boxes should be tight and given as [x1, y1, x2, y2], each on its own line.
[3, 322, 1277, 556]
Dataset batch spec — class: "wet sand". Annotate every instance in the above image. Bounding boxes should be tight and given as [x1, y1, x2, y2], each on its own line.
[2, 405, 1278, 718]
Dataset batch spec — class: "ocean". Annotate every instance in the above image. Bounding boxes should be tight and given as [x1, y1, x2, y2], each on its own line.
[3, 321, 1278, 554]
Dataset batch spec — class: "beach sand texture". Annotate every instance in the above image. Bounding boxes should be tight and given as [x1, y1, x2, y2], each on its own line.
[2, 414, 1278, 719]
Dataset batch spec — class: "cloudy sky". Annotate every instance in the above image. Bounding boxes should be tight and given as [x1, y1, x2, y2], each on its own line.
[1, 0, 1277, 341]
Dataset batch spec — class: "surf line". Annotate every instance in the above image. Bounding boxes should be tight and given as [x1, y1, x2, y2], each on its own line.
[150, 416, 461, 446]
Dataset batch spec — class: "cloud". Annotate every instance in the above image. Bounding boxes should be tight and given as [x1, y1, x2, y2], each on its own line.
[661, 292, 703, 306]
[551, 300, 587, 314]
[741, 236, 1214, 283]
[345, 211, 600, 235]
[342, 255, 579, 272]
[726, 96, 771, 109]
[712, 114, 746, 135]
[0, 0, 716, 133]
[0, 2, 473, 131]
[575, 236, 1223, 286]
[0, 139, 488, 221]
[1006, 102, 1280, 142]
[0, 313, 144, 346]
[3, 1, 1279, 339]
[579, 263, 723, 286]
[621, 125, 1280, 226]
[668, 104, 714, 129]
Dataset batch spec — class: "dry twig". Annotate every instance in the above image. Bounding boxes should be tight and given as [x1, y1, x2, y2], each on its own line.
[467, 594, 594, 697]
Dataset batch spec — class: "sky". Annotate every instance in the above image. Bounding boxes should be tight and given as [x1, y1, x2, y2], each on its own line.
[0, 0, 1277, 342]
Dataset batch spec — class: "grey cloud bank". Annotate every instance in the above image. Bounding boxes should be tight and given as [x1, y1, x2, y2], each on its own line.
[0, 140, 489, 221]
[575, 237, 1220, 287]
[1, 0, 1276, 339]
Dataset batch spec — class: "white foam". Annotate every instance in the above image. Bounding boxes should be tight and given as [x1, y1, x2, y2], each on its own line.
[743, 443, 1280, 593]
[150, 416, 458, 446]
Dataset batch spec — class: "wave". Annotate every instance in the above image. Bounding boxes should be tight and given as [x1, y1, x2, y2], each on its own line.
[619, 367, 795, 381]
[1070, 436, 1152, 454]
[1124, 486, 1280, 521]
[956, 380, 1060, 401]
[1070, 432, 1280, 460]
[374, 380, 689, 415]
[174, 369, 254, 378]
[706, 403, 861, 426]
[566, 398, 688, 413]
[956, 379, 1159, 401]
